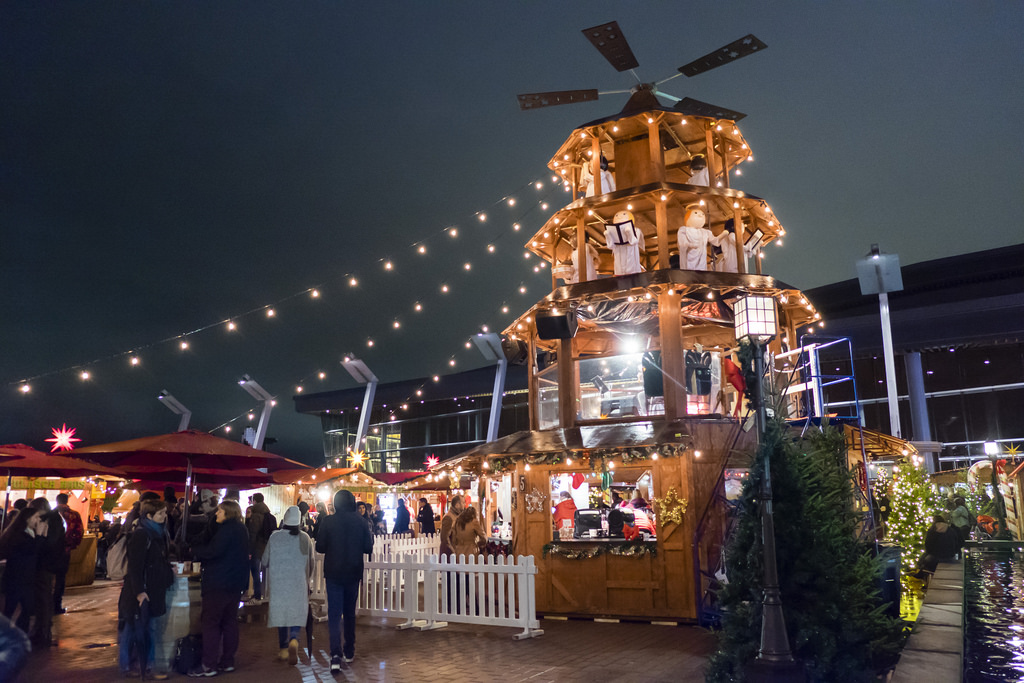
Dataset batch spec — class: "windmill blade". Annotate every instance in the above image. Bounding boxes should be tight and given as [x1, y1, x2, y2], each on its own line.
[517, 89, 599, 111]
[678, 34, 767, 78]
[673, 97, 747, 122]
[581, 21, 639, 72]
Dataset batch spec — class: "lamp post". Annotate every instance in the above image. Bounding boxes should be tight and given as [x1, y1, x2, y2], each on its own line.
[157, 390, 192, 432]
[735, 294, 803, 682]
[341, 355, 378, 468]
[472, 333, 508, 444]
[237, 374, 274, 450]
[856, 244, 904, 439]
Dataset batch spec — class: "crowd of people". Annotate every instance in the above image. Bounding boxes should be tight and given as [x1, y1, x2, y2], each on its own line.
[0, 487, 453, 679]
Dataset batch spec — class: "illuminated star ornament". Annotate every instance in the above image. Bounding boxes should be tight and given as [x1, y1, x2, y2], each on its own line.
[348, 451, 367, 468]
[46, 423, 81, 452]
[425, 455, 439, 469]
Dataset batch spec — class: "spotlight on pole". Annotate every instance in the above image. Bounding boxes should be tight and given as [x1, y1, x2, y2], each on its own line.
[236, 374, 274, 449]
[157, 391, 192, 432]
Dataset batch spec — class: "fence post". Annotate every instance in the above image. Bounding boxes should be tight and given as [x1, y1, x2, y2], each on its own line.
[416, 553, 446, 631]
[512, 555, 544, 640]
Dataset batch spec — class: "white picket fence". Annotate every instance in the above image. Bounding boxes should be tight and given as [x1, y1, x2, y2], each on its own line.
[310, 533, 439, 605]
[359, 552, 543, 640]
[309, 535, 542, 639]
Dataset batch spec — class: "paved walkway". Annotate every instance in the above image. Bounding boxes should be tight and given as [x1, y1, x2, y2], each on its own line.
[21, 581, 716, 682]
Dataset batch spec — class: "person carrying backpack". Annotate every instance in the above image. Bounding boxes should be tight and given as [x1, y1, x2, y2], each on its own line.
[244, 493, 275, 602]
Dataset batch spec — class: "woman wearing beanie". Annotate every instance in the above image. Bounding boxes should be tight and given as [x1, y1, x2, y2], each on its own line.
[262, 505, 313, 665]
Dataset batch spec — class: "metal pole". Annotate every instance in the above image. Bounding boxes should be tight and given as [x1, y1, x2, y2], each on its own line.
[754, 341, 794, 663]
[354, 380, 378, 457]
[878, 291, 901, 438]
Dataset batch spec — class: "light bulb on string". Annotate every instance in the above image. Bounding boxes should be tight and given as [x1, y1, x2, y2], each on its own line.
[417, 244, 426, 254]
[440, 284, 449, 293]
[513, 223, 521, 231]
[227, 321, 236, 331]
[266, 308, 276, 318]
[477, 213, 487, 222]
[507, 198, 515, 207]
[318, 372, 326, 380]
[384, 261, 393, 271]
[449, 228, 458, 238]
[311, 289, 320, 298]
[129, 356, 140, 367]
[367, 339, 374, 347]
[414, 302, 423, 312]
[179, 341, 189, 350]
[349, 277, 358, 287]
[19, 384, 30, 394]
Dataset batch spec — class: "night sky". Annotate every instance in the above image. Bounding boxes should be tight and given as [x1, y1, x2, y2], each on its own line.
[2, 2, 1021, 465]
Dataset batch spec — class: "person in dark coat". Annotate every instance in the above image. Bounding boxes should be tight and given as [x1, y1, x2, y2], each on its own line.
[393, 498, 411, 535]
[117, 499, 174, 677]
[28, 497, 65, 647]
[417, 498, 436, 535]
[315, 490, 373, 673]
[0, 508, 46, 632]
[190, 500, 249, 676]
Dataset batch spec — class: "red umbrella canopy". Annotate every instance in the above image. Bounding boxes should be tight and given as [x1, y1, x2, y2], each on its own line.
[126, 466, 281, 490]
[272, 467, 353, 485]
[71, 430, 308, 473]
[0, 444, 128, 479]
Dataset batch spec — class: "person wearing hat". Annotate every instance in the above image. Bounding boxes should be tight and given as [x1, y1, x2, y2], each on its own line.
[315, 490, 373, 673]
[262, 506, 313, 666]
[677, 204, 710, 271]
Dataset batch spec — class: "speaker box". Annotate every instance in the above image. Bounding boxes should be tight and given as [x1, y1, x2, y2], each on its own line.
[536, 310, 578, 340]
[501, 337, 529, 365]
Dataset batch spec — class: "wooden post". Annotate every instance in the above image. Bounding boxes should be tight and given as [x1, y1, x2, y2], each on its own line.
[659, 291, 687, 419]
[733, 205, 746, 274]
[717, 129, 729, 190]
[590, 134, 602, 195]
[646, 116, 666, 183]
[655, 200, 670, 270]
[704, 123, 718, 186]
[558, 337, 576, 429]
[575, 212, 588, 282]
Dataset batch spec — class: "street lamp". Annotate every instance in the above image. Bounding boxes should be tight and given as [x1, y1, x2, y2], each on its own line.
[735, 294, 802, 682]
[341, 356, 378, 466]
[472, 333, 507, 444]
[856, 244, 904, 438]
[237, 374, 274, 450]
[157, 390, 192, 432]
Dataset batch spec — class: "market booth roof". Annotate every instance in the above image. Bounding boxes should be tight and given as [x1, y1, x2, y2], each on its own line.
[71, 430, 308, 472]
[0, 443, 129, 479]
[844, 425, 918, 461]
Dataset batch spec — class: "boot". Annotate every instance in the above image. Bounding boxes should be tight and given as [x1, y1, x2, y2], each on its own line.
[288, 638, 299, 665]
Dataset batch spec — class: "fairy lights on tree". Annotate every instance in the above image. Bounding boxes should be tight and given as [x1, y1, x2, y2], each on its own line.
[884, 455, 936, 573]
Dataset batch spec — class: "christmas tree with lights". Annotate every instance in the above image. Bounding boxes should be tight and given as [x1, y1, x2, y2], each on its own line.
[884, 459, 936, 572]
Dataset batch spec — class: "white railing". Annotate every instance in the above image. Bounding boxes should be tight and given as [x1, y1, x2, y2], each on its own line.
[359, 552, 543, 640]
[310, 533, 439, 605]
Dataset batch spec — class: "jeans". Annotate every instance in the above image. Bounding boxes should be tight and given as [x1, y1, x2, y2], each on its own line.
[118, 602, 156, 673]
[277, 625, 301, 648]
[200, 591, 241, 669]
[249, 557, 263, 599]
[325, 578, 360, 658]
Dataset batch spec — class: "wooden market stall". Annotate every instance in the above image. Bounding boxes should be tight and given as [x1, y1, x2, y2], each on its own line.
[436, 40, 829, 621]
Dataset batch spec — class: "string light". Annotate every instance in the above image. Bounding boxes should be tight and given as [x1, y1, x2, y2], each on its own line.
[266, 308, 276, 318]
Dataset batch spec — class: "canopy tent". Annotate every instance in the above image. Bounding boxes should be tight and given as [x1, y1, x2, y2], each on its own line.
[71, 430, 308, 472]
[0, 443, 128, 479]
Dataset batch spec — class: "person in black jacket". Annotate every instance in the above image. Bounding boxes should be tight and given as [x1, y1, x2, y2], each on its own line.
[393, 498, 411, 535]
[315, 489, 373, 673]
[0, 508, 46, 632]
[416, 498, 436, 535]
[28, 497, 64, 647]
[117, 499, 174, 677]
[190, 500, 249, 677]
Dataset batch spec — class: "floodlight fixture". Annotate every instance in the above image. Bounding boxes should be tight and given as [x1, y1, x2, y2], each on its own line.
[341, 356, 378, 385]
[341, 355, 379, 462]
[984, 441, 1000, 457]
[856, 244, 904, 439]
[472, 333, 507, 443]
[236, 374, 274, 450]
[238, 374, 274, 402]
[157, 390, 192, 431]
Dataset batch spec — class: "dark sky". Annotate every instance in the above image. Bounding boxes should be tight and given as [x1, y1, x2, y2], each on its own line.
[2, 2, 1022, 465]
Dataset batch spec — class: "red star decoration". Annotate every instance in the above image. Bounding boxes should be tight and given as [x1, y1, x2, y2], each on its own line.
[425, 455, 439, 469]
[45, 423, 81, 452]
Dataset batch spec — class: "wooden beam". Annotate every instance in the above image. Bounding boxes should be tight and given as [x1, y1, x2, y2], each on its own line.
[591, 133, 602, 195]
[655, 198, 670, 270]
[659, 291, 687, 419]
[646, 116, 666, 184]
[733, 205, 746, 274]
[576, 211, 588, 282]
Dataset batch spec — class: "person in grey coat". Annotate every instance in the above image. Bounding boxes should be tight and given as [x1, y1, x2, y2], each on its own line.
[262, 505, 313, 666]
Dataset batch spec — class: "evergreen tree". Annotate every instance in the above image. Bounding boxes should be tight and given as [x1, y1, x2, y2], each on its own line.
[884, 459, 935, 572]
[705, 420, 904, 682]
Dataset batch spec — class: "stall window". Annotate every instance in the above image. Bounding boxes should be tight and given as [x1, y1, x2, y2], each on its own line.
[548, 466, 656, 541]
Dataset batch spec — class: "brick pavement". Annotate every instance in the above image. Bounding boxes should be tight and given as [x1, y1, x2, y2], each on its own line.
[20, 581, 716, 683]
